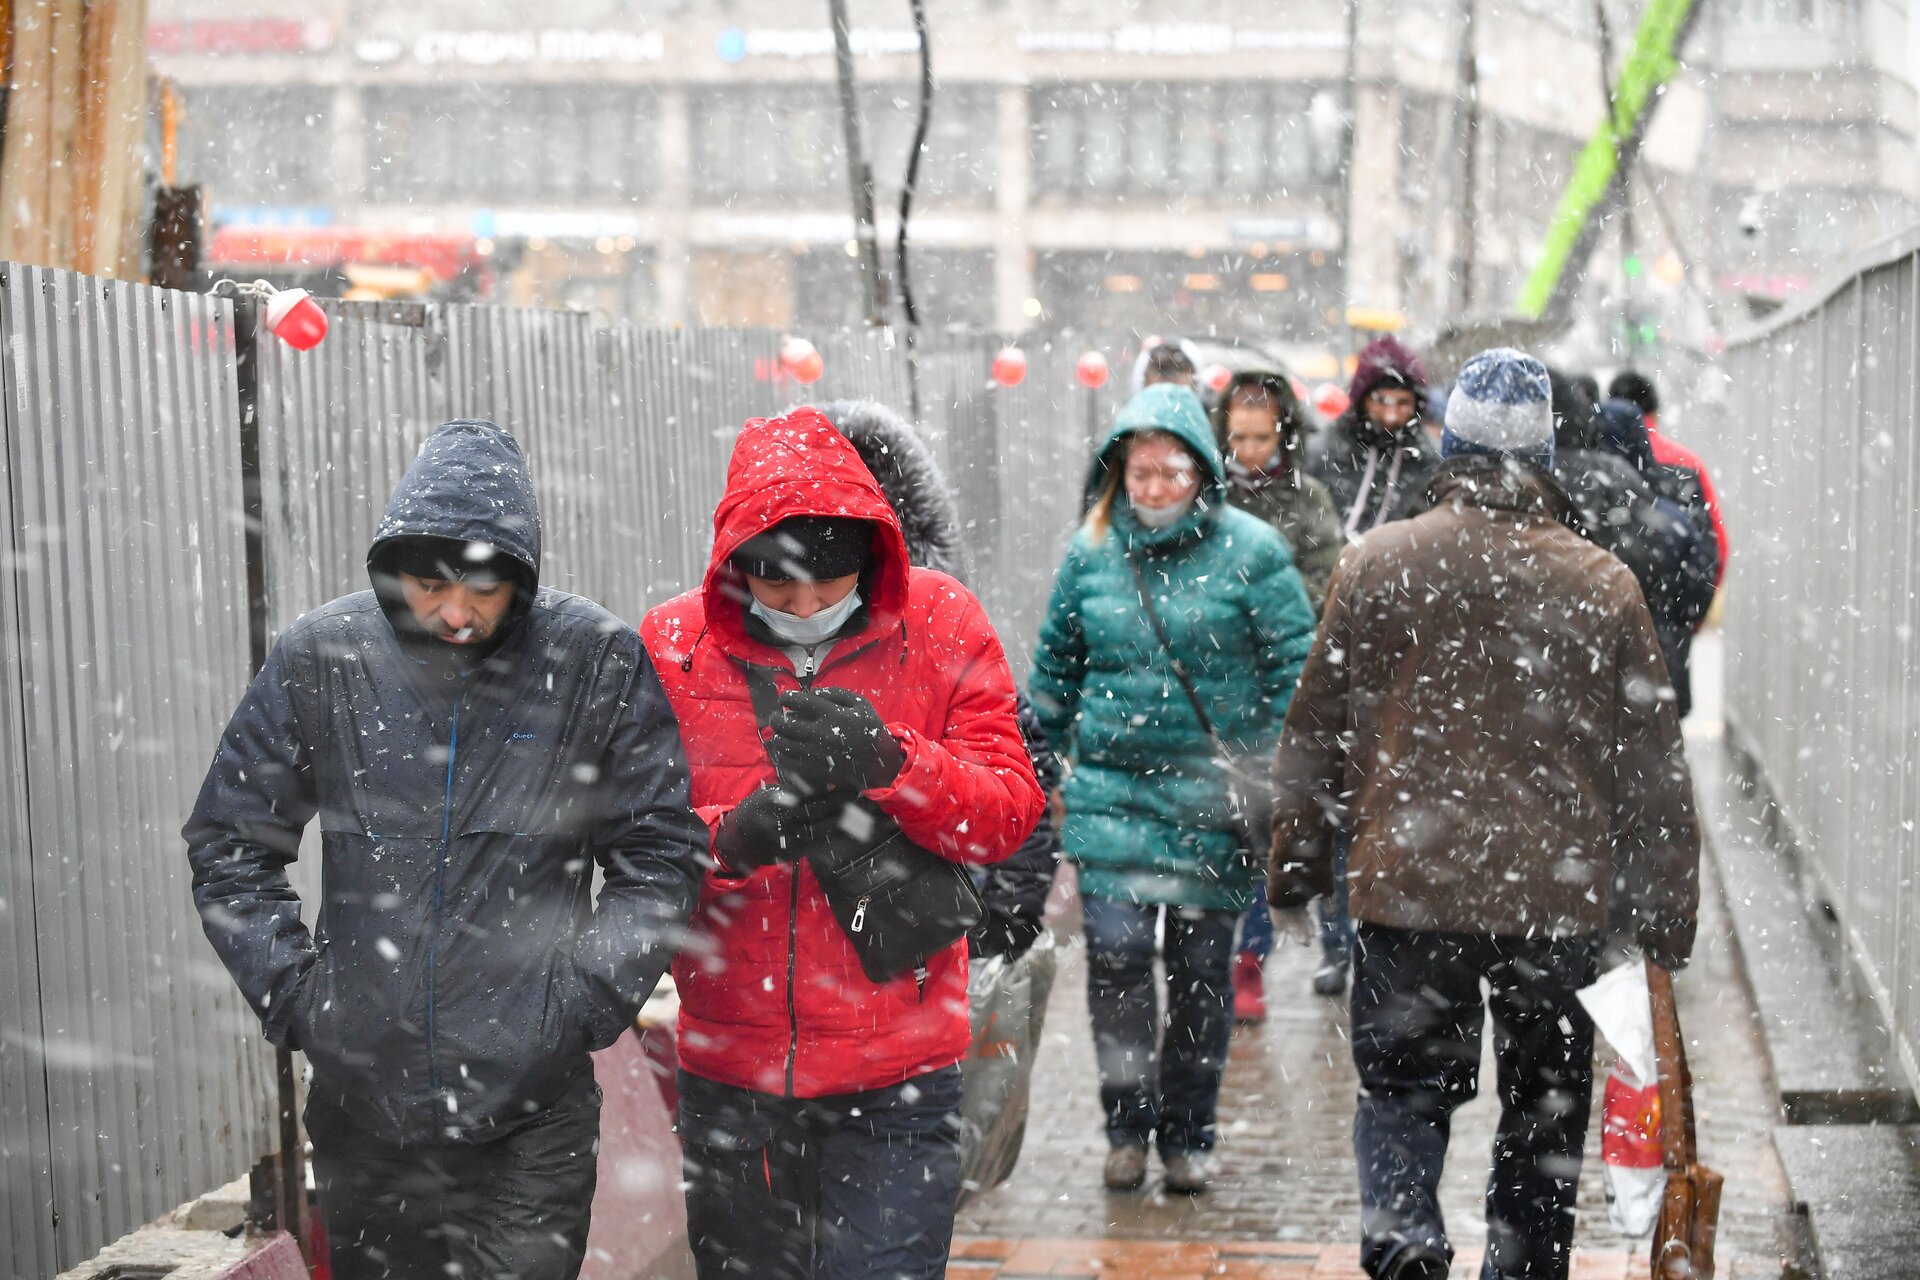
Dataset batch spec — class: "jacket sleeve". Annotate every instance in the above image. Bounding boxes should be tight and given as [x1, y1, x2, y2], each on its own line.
[1268, 551, 1357, 904]
[576, 638, 710, 1047]
[970, 694, 1065, 956]
[1246, 537, 1318, 743]
[1027, 541, 1089, 754]
[182, 638, 321, 1050]
[1610, 593, 1702, 968]
[866, 588, 1045, 865]
[1291, 485, 1348, 612]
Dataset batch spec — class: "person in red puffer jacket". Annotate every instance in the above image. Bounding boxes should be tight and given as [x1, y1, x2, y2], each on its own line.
[640, 406, 1043, 1280]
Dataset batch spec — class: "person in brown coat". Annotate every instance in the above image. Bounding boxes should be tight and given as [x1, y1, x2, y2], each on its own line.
[1268, 348, 1700, 1280]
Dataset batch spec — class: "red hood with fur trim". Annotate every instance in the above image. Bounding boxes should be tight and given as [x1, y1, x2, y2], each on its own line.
[642, 406, 1043, 1098]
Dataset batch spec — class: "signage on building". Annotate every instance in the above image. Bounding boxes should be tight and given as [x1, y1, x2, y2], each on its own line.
[369, 29, 666, 66]
[1017, 26, 1347, 55]
[714, 27, 921, 62]
[709, 213, 975, 243]
[1228, 217, 1338, 248]
[212, 205, 335, 230]
[149, 20, 334, 56]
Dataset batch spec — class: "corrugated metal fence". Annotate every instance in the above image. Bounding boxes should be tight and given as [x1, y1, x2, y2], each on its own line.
[0, 266, 274, 1278]
[2, 263, 1124, 1277]
[1717, 225, 1920, 1097]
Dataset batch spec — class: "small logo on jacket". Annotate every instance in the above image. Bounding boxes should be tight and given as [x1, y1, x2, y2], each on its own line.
[508, 732, 537, 742]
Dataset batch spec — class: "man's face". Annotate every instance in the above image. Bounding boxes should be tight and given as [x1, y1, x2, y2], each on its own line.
[1225, 387, 1283, 470]
[744, 572, 860, 618]
[398, 573, 516, 645]
[1366, 387, 1419, 434]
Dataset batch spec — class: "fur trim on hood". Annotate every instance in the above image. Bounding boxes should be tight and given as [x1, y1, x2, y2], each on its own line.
[816, 399, 971, 583]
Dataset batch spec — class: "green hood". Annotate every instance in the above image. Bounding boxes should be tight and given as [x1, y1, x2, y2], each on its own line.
[1085, 384, 1227, 520]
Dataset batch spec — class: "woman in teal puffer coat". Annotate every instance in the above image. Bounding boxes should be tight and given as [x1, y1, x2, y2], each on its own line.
[1030, 383, 1316, 1194]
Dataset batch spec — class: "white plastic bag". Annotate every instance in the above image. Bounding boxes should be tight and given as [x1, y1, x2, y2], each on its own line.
[957, 931, 1059, 1198]
[1577, 962, 1666, 1237]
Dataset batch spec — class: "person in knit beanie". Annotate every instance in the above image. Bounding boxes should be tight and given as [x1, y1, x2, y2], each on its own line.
[1439, 346, 1555, 469]
[1270, 345, 1699, 1280]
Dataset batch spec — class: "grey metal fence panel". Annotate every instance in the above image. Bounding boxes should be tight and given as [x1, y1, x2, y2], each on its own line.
[0, 265, 273, 1275]
[255, 300, 449, 639]
[1722, 229, 1920, 1095]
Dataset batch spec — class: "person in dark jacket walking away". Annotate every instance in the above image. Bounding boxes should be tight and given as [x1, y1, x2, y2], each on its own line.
[641, 407, 1044, 1280]
[1608, 369, 1728, 589]
[185, 420, 708, 1280]
[1210, 363, 1344, 1020]
[1308, 335, 1441, 538]
[1031, 384, 1316, 1195]
[1300, 335, 1439, 996]
[1271, 350, 1701, 1280]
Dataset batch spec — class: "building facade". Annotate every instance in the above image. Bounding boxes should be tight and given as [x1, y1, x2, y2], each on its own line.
[151, 0, 1913, 353]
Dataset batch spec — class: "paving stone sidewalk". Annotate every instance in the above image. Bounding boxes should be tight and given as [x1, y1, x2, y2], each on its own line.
[953, 723, 1798, 1279]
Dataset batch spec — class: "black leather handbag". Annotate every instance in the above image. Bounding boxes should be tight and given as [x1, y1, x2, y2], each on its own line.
[742, 666, 982, 984]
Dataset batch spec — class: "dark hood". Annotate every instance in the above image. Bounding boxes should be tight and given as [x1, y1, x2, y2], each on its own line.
[1597, 397, 1658, 475]
[817, 399, 970, 583]
[1209, 364, 1312, 468]
[1548, 368, 1602, 453]
[366, 420, 543, 643]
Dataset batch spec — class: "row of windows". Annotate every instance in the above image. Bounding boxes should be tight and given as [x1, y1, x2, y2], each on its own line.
[183, 81, 1355, 207]
[1031, 82, 1339, 197]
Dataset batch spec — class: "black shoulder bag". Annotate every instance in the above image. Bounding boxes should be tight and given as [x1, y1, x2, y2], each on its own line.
[741, 665, 983, 984]
[1124, 552, 1276, 866]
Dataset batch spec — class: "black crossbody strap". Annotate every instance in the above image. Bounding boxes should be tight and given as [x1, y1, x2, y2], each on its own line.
[1124, 551, 1227, 753]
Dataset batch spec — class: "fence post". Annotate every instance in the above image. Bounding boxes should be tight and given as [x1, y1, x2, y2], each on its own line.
[233, 294, 310, 1263]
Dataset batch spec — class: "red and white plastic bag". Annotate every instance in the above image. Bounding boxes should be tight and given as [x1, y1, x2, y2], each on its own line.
[1577, 962, 1665, 1236]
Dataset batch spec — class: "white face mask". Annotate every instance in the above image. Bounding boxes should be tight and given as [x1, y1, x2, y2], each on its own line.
[1130, 495, 1194, 530]
[749, 588, 863, 647]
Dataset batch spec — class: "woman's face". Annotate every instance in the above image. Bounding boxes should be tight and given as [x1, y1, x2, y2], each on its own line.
[1124, 433, 1201, 510]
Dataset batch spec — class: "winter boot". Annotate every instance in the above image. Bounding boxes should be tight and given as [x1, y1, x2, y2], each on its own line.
[1103, 1144, 1148, 1191]
[1311, 954, 1349, 997]
[1232, 951, 1267, 1023]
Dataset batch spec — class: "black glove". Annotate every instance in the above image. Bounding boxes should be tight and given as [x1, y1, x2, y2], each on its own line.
[969, 909, 1043, 962]
[768, 687, 906, 796]
[1640, 932, 1691, 974]
[712, 786, 842, 875]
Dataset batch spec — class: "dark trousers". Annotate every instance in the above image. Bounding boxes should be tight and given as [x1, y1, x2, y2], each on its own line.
[1082, 894, 1237, 1155]
[307, 1076, 601, 1280]
[1349, 924, 1600, 1280]
[679, 1065, 965, 1280]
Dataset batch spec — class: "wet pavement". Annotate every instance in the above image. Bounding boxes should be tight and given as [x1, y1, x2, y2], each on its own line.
[953, 639, 1800, 1279]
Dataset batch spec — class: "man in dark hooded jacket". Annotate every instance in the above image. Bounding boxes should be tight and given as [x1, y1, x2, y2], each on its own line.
[185, 420, 707, 1280]
[1308, 335, 1442, 537]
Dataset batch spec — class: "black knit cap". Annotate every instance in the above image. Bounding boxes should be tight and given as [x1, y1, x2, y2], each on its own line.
[731, 515, 873, 582]
[380, 535, 510, 585]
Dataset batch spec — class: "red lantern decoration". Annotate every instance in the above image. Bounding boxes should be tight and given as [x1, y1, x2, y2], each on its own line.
[780, 337, 824, 385]
[1203, 363, 1233, 395]
[1074, 350, 1110, 389]
[264, 287, 327, 351]
[1312, 382, 1351, 421]
[991, 346, 1027, 387]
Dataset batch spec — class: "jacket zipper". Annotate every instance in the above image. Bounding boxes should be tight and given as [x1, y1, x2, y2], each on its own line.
[784, 868, 800, 1097]
[427, 702, 460, 1101]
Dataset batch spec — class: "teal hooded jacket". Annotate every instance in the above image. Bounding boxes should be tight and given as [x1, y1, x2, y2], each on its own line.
[1029, 385, 1318, 910]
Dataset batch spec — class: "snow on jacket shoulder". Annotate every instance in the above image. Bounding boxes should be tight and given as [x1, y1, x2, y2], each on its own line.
[185, 420, 706, 1146]
[641, 407, 1043, 1098]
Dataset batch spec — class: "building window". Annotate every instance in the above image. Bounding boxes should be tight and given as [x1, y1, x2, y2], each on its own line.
[691, 85, 996, 204]
[1724, 0, 1841, 27]
[1030, 82, 1334, 198]
[364, 86, 658, 204]
[179, 86, 333, 205]
[1035, 248, 1341, 340]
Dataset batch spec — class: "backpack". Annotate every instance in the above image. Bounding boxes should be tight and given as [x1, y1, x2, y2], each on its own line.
[1648, 464, 1719, 630]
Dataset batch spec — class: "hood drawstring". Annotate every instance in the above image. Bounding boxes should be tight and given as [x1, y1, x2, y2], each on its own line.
[1342, 445, 1406, 538]
[680, 624, 709, 673]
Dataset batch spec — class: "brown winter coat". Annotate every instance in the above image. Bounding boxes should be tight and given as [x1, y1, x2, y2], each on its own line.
[1268, 457, 1699, 963]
